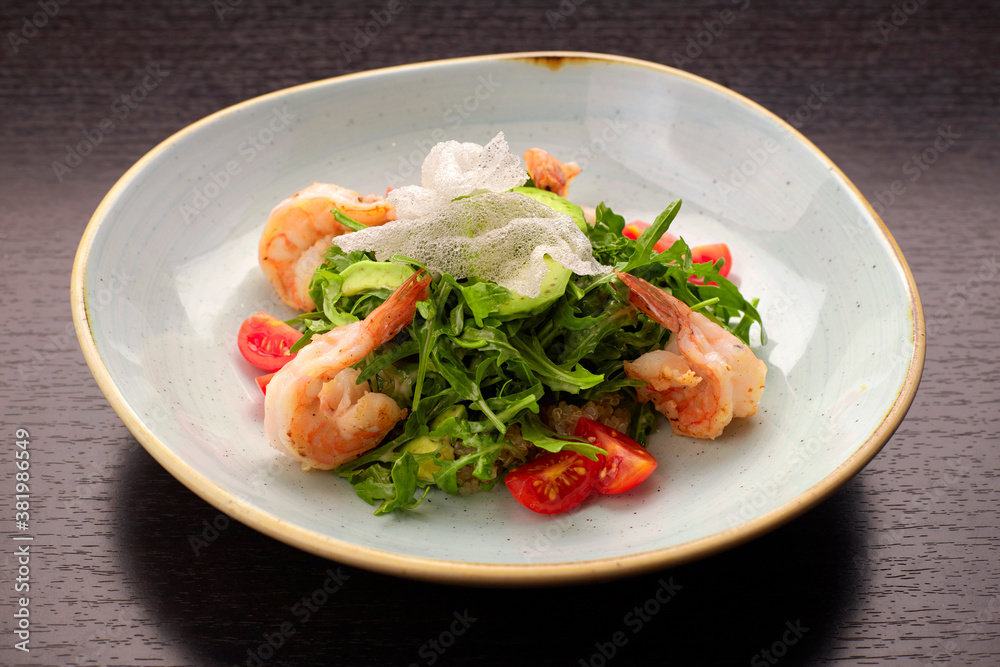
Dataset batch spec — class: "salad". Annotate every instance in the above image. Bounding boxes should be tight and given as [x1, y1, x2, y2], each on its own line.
[238, 133, 767, 515]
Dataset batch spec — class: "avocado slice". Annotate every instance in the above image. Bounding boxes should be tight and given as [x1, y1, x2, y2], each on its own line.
[513, 186, 588, 231]
[494, 256, 572, 318]
[430, 405, 468, 430]
[339, 261, 414, 296]
[402, 435, 455, 482]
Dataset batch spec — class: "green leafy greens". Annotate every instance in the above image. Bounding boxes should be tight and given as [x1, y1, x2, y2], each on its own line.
[294, 197, 764, 515]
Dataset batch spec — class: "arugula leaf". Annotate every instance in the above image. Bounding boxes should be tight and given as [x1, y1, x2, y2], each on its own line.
[430, 342, 505, 432]
[356, 340, 419, 386]
[350, 464, 395, 505]
[410, 283, 446, 412]
[624, 199, 682, 272]
[347, 452, 428, 514]
[432, 432, 515, 492]
[297, 195, 768, 515]
[458, 281, 513, 327]
[517, 413, 605, 460]
[580, 376, 646, 400]
[595, 201, 625, 235]
[510, 336, 604, 393]
[559, 303, 638, 365]
[373, 452, 428, 515]
[333, 209, 367, 232]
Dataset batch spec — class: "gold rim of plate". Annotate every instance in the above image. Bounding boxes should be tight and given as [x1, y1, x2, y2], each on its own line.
[70, 51, 926, 586]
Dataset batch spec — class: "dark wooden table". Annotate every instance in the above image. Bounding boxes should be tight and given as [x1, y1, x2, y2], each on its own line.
[3, 1, 998, 665]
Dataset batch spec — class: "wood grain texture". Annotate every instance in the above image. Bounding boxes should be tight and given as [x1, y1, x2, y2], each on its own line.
[1, 0, 998, 665]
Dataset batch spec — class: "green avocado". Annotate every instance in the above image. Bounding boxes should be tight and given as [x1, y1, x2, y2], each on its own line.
[430, 405, 468, 430]
[340, 261, 414, 296]
[488, 187, 582, 318]
[402, 436, 455, 482]
[494, 256, 572, 318]
[513, 186, 588, 231]
[400, 406, 469, 482]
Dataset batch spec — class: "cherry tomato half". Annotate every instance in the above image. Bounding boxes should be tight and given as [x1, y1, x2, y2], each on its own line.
[622, 220, 677, 253]
[255, 372, 275, 395]
[504, 450, 601, 514]
[574, 418, 658, 495]
[237, 312, 301, 372]
[623, 222, 733, 285]
[690, 243, 732, 279]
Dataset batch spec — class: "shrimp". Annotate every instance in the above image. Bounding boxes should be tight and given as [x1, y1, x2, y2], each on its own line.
[523, 148, 581, 198]
[259, 182, 396, 311]
[617, 271, 767, 439]
[264, 271, 431, 470]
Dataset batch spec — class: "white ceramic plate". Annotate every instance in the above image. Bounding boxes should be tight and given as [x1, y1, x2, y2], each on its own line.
[72, 52, 924, 585]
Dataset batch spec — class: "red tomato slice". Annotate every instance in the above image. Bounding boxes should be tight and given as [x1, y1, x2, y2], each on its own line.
[255, 372, 275, 395]
[622, 220, 647, 240]
[237, 312, 301, 372]
[690, 243, 732, 278]
[504, 450, 601, 514]
[574, 418, 657, 495]
[623, 222, 733, 285]
[622, 220, 677, 253]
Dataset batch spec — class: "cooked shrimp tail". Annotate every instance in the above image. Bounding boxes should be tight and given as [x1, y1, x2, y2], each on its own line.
[616, 270, 766, 439]
[364, 270, 432, 343]
[616, 270, 689, 331]
[263, 270, 431, 469]
[259, 182, 396, 311]
[523, 148, 581, 198]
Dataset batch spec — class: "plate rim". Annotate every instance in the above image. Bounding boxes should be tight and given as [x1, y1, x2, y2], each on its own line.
[70, 50, 926, 586]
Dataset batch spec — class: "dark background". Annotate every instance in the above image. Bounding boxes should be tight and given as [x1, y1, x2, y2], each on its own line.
[2, 1, 998, 665]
